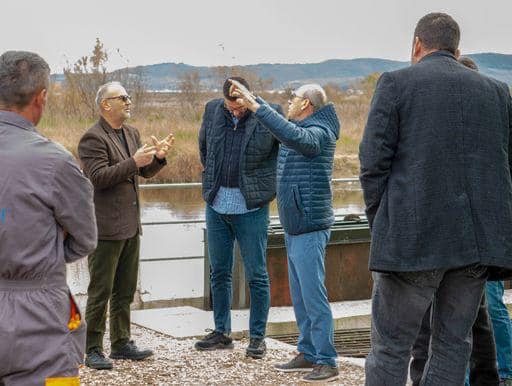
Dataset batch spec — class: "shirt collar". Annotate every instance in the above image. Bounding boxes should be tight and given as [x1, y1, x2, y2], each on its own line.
[0, 110, 37, 133]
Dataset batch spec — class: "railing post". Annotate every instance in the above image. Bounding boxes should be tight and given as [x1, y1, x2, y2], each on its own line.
[203, 227, 211, 310]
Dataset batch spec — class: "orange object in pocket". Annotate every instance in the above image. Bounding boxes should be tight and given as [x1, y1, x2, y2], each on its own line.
[67, 295, 81, 331]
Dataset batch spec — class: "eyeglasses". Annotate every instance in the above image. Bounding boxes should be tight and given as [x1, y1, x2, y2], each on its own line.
[288, 93, 312, 105]
[104, 94, 132, 102]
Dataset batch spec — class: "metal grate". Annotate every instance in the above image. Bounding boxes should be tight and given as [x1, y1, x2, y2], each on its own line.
[270, 328, 371, 358]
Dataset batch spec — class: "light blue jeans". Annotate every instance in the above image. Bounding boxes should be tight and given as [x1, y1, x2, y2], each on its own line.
[464, 281, 512, 385]
[486, 281, 512, 380]
[285, 229, 337, 367]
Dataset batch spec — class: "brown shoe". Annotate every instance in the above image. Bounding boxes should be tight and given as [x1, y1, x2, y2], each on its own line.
[274, 352, 314, 372]
[302, 364, 339, 383]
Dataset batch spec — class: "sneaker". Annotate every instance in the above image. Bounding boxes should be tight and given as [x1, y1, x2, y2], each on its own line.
[302, 364, 339, 383]
[246, 338, 266, 359]
[109, 340, 153, 361]
[194, 330, 234, 351]
[85, 348, 113, 370]
[274, 352, 315, 372]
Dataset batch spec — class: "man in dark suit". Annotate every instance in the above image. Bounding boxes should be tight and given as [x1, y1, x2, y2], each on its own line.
[78, 81, 171, 370]
[359, 13, 512, 385]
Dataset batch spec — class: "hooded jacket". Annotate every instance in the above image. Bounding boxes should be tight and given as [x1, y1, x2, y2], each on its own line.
[254, 98, 341, 235]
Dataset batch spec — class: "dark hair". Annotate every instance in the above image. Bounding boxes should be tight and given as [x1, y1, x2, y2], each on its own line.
[458, 56, 479, 71]
[223, 77, 250, 101]
[0, 51, 50, 109]
[414, 13, 460, 55]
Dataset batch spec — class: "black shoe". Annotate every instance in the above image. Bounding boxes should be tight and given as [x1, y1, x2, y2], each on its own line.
[109, 340, 153, 361]
[85, 348, 113, 370]
[194, 330, 234, 351]
[302, 364, 339, 383]
[246, 338, 266, 359]
[274, 352, 314, 372]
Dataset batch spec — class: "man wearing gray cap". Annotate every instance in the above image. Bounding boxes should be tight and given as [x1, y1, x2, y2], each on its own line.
[0, 51, 97, 385]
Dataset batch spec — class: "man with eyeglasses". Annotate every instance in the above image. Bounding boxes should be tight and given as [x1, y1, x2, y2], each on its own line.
[195, 77, 282, 359]
[229, 80, 340, 383]
[78, 81, 172, 370]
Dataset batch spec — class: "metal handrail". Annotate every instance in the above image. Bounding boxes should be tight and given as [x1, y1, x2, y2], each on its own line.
[141, 213, 365, 226]
[138, 178, 365, 263]
[139, 177, 360, 190]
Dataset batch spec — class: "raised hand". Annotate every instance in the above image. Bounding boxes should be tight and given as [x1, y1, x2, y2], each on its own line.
[229, 79, 261, 112]
[151, 133, 174, 159]
[133, 144, 157, 167]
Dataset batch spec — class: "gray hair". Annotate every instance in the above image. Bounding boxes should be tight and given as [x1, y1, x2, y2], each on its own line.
[95, 81, 123, 108]
[0, 51, 50, 109]
[296, 84, 328, 111]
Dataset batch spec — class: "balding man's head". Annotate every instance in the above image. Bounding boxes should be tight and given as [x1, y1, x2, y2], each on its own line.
[95, 81, 132, 127]
[287, 83, 328, 120]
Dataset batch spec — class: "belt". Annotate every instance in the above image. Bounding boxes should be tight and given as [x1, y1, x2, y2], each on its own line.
[0, 275, 67, 290]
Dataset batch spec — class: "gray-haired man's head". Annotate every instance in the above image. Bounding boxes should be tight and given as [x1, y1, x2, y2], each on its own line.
[95, 81, 132, 126]
[0, 51, 50, 124]
[287, 83, 328, 120]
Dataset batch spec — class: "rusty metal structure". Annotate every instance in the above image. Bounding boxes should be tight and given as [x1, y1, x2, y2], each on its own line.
[203, 218, 371, 310]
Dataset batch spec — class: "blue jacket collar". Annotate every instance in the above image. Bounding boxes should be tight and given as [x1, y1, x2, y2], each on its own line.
[294, 103, 340, 139]
[0, 110, 37, 132]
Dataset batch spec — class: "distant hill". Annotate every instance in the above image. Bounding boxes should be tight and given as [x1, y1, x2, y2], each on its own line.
[53, 53, 512, 91]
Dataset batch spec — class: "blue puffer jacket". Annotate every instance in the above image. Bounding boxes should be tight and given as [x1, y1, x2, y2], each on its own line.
[254, 98, 340, 235]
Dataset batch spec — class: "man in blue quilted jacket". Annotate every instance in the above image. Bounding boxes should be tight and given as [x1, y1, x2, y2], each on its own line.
[230, 80, 341, 383]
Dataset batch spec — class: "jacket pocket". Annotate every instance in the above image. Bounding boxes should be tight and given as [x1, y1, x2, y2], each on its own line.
[292, 185, 305, 214]
[0, 295, 14, 375]
[278, 184, 307, 234]
[65, 291, 86, 366]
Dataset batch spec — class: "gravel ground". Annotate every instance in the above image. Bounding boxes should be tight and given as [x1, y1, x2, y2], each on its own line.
[80, 324, 366, 385]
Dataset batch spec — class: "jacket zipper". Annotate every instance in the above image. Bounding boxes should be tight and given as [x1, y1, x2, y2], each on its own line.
[226, 122, 237, 186]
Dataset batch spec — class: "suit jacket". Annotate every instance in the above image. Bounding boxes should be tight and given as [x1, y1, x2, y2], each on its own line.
[359, 50, 512, 272]
[78, 117, 166, 240]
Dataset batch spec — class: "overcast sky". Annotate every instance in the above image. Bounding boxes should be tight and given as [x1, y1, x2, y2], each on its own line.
[2, 0, 510, 72]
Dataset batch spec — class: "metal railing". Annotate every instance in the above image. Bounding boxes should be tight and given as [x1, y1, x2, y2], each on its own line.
[139, 177, 362, 226]
[139, 177, 360, 191]
[138, 178, 364, 263]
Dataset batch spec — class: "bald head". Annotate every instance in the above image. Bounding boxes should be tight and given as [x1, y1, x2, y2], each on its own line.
[295, 84, 328, 112]
[95, 81, 132, 128]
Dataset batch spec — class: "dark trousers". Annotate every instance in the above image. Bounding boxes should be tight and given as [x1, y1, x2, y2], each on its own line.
[85, 234, 140, 352]
[365, 264, 487, 386]
[411, 295, 499, 386]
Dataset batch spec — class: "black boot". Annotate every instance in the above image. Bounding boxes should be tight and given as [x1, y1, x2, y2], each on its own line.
[110, 340, 153, 361]
[194, 331, 234, 351]
[85, 348, 113, 370]
[246, 338, 266, 359]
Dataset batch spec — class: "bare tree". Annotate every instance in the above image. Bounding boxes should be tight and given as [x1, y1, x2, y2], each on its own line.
[58, 38, 147, 119]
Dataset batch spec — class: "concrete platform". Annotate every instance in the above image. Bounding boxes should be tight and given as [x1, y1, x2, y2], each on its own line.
[132, 289, 512, 340]
[131, 298, 371, 339]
